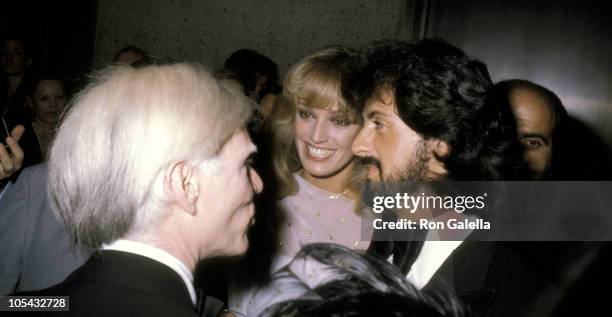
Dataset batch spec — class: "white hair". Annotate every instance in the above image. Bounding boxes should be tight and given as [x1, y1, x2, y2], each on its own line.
[48, 64, 253, 249]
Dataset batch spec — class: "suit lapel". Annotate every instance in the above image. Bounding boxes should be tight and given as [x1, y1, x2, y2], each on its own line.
[425, 242, 499, 316]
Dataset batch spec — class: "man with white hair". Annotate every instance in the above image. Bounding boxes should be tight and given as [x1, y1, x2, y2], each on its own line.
[17, 64, 263, 317]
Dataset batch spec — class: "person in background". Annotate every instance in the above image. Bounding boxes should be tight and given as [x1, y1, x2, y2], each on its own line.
[1, 36, 35, 120]
[490, 79, 612, 180]
[1, 36, 43, 169]
[15, 64, 263, 317]
[113, 45, 150, 66]
[27, 76, 68, 158]
[0, 163, 91, 295]
[489, 80, 566, 180]
[217, 49, 281, 122]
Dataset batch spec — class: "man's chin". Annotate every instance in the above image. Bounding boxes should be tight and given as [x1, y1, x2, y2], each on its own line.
[237, 240, 249, 255]
[361, 180, 395, 209]
[228, 238, 250, 257]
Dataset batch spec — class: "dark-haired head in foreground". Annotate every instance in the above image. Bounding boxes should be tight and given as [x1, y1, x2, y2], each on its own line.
[261, 243, 464, 317]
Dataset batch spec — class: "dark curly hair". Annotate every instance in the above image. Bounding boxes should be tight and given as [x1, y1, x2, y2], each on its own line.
[343, 39, 524, 180]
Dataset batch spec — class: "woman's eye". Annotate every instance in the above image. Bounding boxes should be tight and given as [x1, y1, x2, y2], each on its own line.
[298, 110, 314, 119]
[331, 117, 350, 126]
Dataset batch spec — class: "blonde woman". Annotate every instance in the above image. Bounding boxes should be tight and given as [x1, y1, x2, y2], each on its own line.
[229, 47, 372, 316]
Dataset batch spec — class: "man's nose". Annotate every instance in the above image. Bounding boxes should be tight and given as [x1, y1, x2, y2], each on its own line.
[250, 168, 264, 194]
[351, 127, 373, 157]
[310, 119, 328, 143]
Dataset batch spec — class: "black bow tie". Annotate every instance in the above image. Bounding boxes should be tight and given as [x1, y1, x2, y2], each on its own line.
[367, 210, 427, 274]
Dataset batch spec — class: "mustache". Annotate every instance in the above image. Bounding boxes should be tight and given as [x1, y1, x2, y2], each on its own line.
[359, 156, 381, 168]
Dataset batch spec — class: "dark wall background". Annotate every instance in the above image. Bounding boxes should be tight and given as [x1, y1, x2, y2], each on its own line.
[424, 0, 612, 146]
[1, 1, 98, 81]
[2, 0, 610, 146]
[93, 0, 402, 74]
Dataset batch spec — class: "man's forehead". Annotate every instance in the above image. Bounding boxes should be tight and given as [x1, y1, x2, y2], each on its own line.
[222, 130, 256, 157]
[364, 88, 398, 115]
[510, 89, 555, 134]
[510, 89, 552, 116]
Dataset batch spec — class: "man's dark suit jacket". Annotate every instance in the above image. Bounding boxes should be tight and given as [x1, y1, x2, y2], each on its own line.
[19, 250, 200, 316]
[371, 240, 609, 317]
[423, 242, 609, 317]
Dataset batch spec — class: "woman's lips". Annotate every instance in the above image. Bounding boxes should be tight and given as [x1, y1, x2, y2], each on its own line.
[304, 143, 336, 161]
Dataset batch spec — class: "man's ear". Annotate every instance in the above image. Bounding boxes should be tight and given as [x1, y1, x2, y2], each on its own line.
[425, 138, 450, 177]
[428, 139, 449, 157]
[165, 161, 199, 215]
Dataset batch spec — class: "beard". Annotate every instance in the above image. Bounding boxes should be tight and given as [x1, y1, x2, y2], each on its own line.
[361, 141, 429, 208]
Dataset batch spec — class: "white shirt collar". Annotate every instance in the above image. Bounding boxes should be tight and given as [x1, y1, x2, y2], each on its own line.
[406, 240, 463, 289]
[102, 239, 197, 304]
[405, 214, 476, 289]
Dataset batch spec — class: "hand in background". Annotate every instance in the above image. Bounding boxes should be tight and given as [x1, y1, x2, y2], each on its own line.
[0, 125, 25, 180]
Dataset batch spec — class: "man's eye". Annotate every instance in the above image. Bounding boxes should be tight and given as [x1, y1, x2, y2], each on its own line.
[298, 110, 314, 119]
[373, 120, 384, 129]
[522, 138, 543, 149]
[244, 156, 255, 168]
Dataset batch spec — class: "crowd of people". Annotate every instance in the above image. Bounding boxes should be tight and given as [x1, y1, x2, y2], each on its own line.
[1, 34, 611, 317]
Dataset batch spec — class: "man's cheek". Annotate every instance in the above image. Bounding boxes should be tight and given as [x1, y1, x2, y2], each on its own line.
[525, 151, 545, 169]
